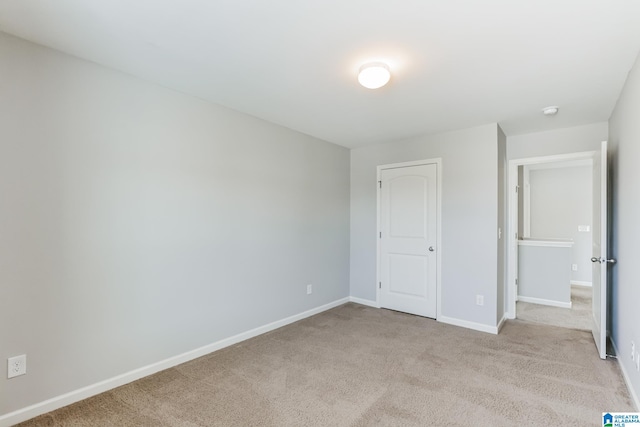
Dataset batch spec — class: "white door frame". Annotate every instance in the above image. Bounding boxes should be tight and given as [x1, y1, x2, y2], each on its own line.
[376, 158, 443, 319]
[522, 165, 531, 238]
[506, 151, 596, 319]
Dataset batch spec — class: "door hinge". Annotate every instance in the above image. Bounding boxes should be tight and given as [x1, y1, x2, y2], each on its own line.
[515, 278, 518, 285]
[379, 282, 382, 289]
[379, 180, 382, 189]
[379, 232, 382, 238]
[515, 185, 519, 193]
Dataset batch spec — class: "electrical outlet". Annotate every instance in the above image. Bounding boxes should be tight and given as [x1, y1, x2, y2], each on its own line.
[476, 295, 484, 306]
[306, 284, 312, 295]
[7, 355, 26, 379]
[571, 264, 578, 272]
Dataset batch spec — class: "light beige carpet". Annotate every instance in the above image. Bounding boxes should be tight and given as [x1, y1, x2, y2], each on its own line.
[517, 285, 592, 331]
[17, 303, 633, 427]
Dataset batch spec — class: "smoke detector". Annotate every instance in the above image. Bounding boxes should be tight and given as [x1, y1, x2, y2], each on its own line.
[542, 106, 559, 116]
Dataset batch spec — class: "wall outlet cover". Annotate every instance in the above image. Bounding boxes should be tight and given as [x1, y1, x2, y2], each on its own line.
[7, 355, 26, 379]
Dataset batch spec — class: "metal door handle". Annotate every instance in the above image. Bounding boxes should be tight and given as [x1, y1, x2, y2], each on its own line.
[591, 257, 617, 264]
[428, 246, 434, 252]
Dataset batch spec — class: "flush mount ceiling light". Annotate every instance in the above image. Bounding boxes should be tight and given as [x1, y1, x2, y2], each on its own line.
[542, 106, 559, 116]
[358, 62, 391, 89]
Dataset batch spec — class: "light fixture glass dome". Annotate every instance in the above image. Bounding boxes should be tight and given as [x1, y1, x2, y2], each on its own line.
[358, 62, 391, 89]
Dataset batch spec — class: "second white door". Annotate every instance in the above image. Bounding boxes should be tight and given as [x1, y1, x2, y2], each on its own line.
[591, 141, 610, 359]
[379, 163, 438, 318]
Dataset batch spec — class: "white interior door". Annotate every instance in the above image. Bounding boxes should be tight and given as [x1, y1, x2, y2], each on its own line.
[379, 163, 437, 318]
[591, 141, 610, 359]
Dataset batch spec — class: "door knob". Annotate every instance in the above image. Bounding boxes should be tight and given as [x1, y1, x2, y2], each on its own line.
[428, 246, 435, 252]
[591, 257, 617, 264]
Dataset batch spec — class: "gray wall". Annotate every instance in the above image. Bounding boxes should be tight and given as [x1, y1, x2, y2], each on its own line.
[508, 122, 608, 160]
[518, 244, 572, 304]
[0, 33, 350, 417]
[350, 123, 500, 327]
[528, 166, 592, 283]
[609, 51, 640, 407]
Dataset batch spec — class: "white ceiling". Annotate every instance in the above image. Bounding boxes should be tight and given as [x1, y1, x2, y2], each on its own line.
[1, 1, 639, 148]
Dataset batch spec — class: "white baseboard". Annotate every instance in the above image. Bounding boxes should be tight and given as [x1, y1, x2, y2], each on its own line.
[349, 299, 502, 335]
[571, 281, 592, 287]
[349, 296, 379, 308]
[518, 295, 572, 309]
[0, 297, 350, 427]
[497, 314, 508, 333]
[438, 315, 499, 335]
[611, 338, 640, 411]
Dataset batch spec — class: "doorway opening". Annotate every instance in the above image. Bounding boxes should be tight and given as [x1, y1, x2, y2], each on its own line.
[507, 151, 596, 326]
